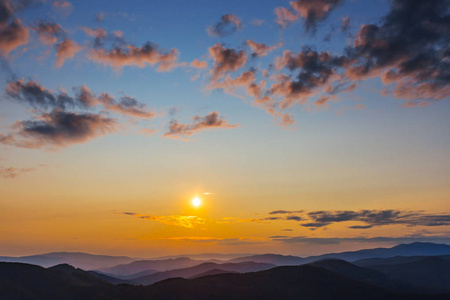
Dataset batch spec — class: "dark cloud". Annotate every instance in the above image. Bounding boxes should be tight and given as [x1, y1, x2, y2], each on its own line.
[269, 210, 304, 215]
[32, 21, 64, 45]
[254, 209, 450, 230]
[268, 47, 353, 113]
[6, 79, 79, 110]
[349, 225, 373, 229]
[0, 108, 118, 149]
[0, 0, 29, 55]
[209, 43, 247, 79]
[122, 212, 136, 216]
[5, 79, 155, 118]
[207, 14, 242, 37]
[163, 111, 239, 139]
[303, 210, 450, 229]
[346, 0, 450, 105]
[97, 93, 156, 119]
[80, 26, 107, 48]
[270, 234, 450, 245]
[210, 1, 450, 125]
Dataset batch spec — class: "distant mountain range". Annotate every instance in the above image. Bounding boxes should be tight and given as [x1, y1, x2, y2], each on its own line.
[2, 259, 449, 300]
[0, 252, 136, 270]
[2, 242, 450, 277]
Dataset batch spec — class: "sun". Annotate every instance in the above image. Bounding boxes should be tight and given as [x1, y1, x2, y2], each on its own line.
[192, 197, 201, 207]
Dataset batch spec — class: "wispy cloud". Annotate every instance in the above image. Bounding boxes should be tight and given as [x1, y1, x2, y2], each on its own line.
[163, 111, 239, 140]
[121, 212, 207, 229]
[0, 166, 35, 178]
[270, 234, 450, 245]
[249, 209, 450, 230]
[207, 14, 242, 37]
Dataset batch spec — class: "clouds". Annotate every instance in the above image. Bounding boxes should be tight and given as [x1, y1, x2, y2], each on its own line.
[55, 38, 82, 68]
[88, 41, 179, 71]
[275, 0, 343, 31]
[0, 166, 35, 178]
[2, 79, 158, 149]
[270, 234, 450, 245]
[209, 43, 247, 79]
[33, 21, 64, 45]
[0, 0, 29, 55]
[252, 209, 450, 230]
[121, 212, 206, 229]
[6, 79, 156, 118]
[0, 109, 117, 149]
[163, 111, 239, 140]
[207, 14, 242, 37]
[190, 59, 207, 69]
[246, 40, 283, 58]
[345, 0, 450, 105]
[290, 0, 343, 32]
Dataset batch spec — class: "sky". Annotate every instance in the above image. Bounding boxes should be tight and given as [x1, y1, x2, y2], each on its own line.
[0, 0, 449, 258]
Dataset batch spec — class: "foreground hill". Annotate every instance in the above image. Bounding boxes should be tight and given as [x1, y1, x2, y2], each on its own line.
[308, 259, 418, 293]
[361, 256, 450, 293]
[2, 262, 448, 300]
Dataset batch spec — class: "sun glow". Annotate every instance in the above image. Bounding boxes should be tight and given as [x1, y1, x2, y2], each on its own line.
[192, 197, 201, 207]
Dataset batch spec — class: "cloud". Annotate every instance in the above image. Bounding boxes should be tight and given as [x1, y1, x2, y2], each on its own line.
[0, 166, 35, 178]
[122, 212, 206, 229]
[209, 43, 247, 79]
[80, 26, 107, 48]
[53, 0, 72, 10]
[289, 0, 343, 32]
[346, 0, 450, 104]
[250, 19, 264, 26]
[190, 59, 207, 69]
[274, 7, 299, 27]
[269, 47, 352, 110]
[269, 210, 304, 215]
[0, 108, 118, 149]
[270, 234, 450, 245]
[246, 40, 283, 57]
[56, 39, 82, 67]
[163, 111, 239, 139]
[96, 92, 156, 119]
[208, 69, 265, 100]
[88, 41, 179, 71]
[0, 0, 29, 55]
[340, 16, 350, 32]
[207, 14, 242, 37]
[6, 79, 79, 110]
[6, 79, 156, 119]
[304, 210, 450, 229]
[251, 209, 450, 230]
[33, 21, 64, 45]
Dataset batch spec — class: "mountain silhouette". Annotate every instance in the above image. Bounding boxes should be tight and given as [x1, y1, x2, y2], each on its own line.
[4, 261, 450, 300]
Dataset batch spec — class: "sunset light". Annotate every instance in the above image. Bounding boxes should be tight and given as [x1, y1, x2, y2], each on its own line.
[192, 197, 202, 208]
[0, 1, 449, 298]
